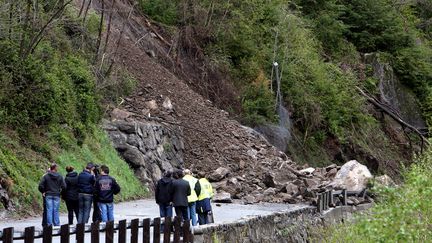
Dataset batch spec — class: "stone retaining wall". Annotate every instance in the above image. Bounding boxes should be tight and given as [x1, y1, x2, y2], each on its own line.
[103, 119, 184, 191]
[194, 204, 372, 243]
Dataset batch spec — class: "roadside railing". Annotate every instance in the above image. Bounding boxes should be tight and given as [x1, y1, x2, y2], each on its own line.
[0, 217, 193, 243]
[317, 189, 368, 213]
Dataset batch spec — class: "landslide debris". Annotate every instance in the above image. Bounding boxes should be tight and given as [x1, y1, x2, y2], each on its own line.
[90, 0, 371, 205]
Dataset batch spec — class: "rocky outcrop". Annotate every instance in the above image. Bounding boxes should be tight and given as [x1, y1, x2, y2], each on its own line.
[103, 119, 184, 190]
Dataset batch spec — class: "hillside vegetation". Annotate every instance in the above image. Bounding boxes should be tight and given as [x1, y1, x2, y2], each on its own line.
[0, 0, 430, 214]
[138, 0, 432, 169]
[0, 1, 145, 214]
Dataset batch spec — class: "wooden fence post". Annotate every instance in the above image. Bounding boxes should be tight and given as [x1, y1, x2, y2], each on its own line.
[163, 217, 172, 243]
[105, 221, 114, 243]
[91, 221, 100, 243]
[173, 217, 181, 243]
[143, 218, 150, 243]
[24, 226, 35, 243]
[153, 218, 161, 243]
[60, 224, 70, 243]
[130, 218, 139, 243]
[182, 220, 192, 243]
[118, 219, 127, 243]
[76, 223, 85, 243]
[42, 226, 53, 243]
[2, 227, 13, 243]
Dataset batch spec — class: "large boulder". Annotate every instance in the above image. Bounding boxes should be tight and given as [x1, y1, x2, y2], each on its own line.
[331, 160, 372, 191]
[208, 167, 230, 182]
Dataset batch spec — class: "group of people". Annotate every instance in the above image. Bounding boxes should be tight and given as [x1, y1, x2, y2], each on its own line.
[38, 163, 121, 227]
[155, 169, 214, 226]
[38, 163, 212, 228]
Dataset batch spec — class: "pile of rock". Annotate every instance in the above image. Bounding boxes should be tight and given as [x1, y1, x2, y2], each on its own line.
[211, 160, 384, 206]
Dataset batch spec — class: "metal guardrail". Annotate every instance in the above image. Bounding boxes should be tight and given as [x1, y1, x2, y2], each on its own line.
[317, 189, 368, 213]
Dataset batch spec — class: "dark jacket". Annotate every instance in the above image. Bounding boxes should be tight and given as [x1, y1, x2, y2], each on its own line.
[38, 172, 66, 197]
[95, 175, 121, 203]
[171, 179, 191, 207]
[62, 171, 79, 201]
[155, 177, 173, 204]
[78, 170, 95, 194]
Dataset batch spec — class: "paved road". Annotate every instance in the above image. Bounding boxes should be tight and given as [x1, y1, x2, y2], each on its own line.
[0, 199, 309, 242]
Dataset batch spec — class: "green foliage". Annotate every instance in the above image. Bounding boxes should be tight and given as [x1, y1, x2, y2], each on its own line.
[137, 0, 179, 25]
[279, 14, 369, 139]
[57, 128, 147, 201]
[0, 127, 146, 214]
[321, 146, 432, 242]
[241, 81, 277, 125]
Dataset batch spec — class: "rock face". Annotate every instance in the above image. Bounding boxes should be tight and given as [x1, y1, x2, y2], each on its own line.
[331, 160, 372, 191]
[103, 119, 184, 190]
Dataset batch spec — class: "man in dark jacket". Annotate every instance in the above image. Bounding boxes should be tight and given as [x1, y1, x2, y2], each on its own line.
[171, 170, 191, 221]
[38, 163, 66, 226]
[155, 171, 173, 218]
[95, 165, 121, 222]
[77, 163, 95, 224]
[62, 166, 79, 225]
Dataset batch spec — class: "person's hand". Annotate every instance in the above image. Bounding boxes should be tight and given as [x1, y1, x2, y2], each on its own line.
[42, 193, 46, 197]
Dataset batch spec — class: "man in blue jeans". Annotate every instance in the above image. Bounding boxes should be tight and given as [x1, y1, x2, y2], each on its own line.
[77, 163, 96, 224]
[38, 163, 66, 227]
[95, 165, 120, 222]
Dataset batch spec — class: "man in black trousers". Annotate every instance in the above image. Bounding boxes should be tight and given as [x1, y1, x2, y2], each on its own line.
[171, 170, 191, 221]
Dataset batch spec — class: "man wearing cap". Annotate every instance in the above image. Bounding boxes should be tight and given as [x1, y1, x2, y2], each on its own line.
[77, 163, 96, 224]
[183, 169, 200, 226]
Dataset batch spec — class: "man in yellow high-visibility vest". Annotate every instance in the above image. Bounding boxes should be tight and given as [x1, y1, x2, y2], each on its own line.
[196, 173, 214, 225]
[183, 169, 200, 226]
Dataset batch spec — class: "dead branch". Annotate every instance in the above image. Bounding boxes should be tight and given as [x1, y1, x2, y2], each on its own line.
[357, 86, 429, 148]
[25, 0, 73, 57]
[94, 0, 105, 64]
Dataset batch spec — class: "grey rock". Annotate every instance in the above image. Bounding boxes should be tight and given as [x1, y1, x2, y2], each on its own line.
[108, 131, 128, 148]
[208, 167, 231, 182]
[243, 195, 256, 204]
[331, 160, 372, 191]
[213, 191, 233, 203]
[374, 175, 397, 187]
[263, 188, 276, 196]
[285, 183, 299, 195]
[122, 146, 146, 168]
[111, 108, 133, 120]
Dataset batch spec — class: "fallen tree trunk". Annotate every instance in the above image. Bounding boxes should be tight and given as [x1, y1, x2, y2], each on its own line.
[356, 87, 429, 151]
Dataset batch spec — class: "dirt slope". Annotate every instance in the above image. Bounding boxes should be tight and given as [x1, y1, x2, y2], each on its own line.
[87, 0, 337, 203]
